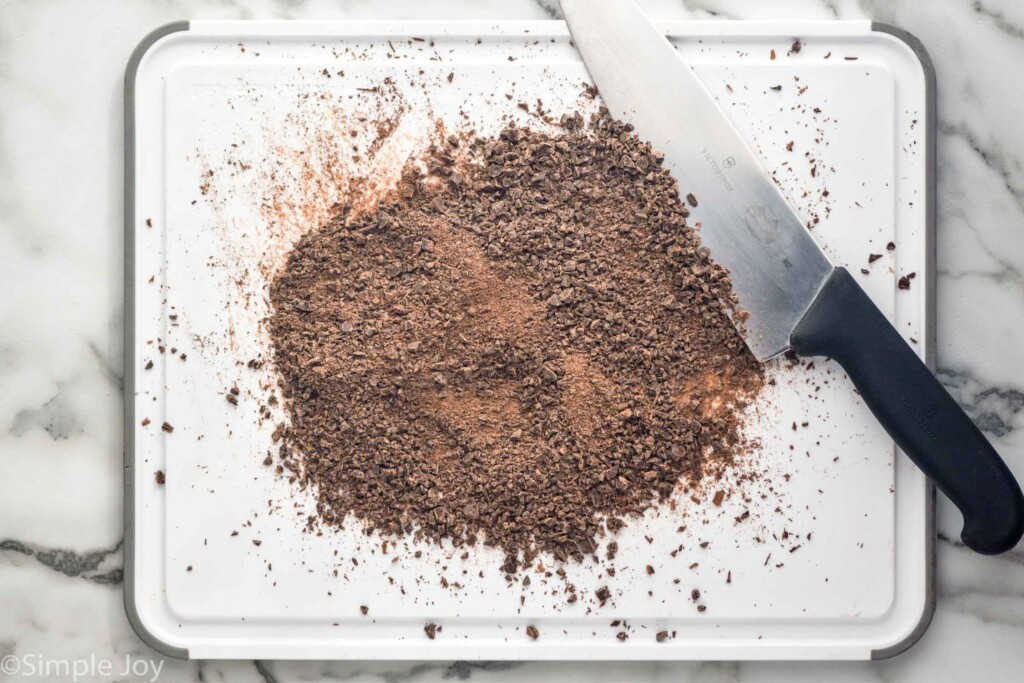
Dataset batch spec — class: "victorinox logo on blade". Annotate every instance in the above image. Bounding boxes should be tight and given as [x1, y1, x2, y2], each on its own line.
[702, 147, 735, 193]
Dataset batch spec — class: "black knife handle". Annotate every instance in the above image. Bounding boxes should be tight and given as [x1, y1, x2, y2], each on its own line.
[791, 267, 1024, 554]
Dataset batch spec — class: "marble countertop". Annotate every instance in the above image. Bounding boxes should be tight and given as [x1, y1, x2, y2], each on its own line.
[2, 0, 1024, 680]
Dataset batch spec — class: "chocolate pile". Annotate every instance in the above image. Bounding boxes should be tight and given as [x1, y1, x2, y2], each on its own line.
[268, 111, 764, 570]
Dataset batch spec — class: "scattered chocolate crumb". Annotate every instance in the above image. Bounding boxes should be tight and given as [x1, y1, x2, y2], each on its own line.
[145, 218, 153, 228]
[155, 470, 165, 485]
[161, 422, 174, 433]
[141, 418, 151, 427]
[646, 565, 655, 575]
[595, 585, 611, 603]
[712, 490, 725, 506]
[697, 604, 707, 613]
[770, 85, 782, 91]
[360, 605, 369, 615]
[770, 49, 777, 60]
[790, 40, 802, 54]
[424, 623, 438, 640]
[868, 253, 882, 263]
[144, 360, 154, 370]
[616, 631, 628, 641]
[886, 241, 896, 251]
[860, 268, 870, 275]
[253, 539, 262, 546]
[656, 630, 669, 642]
[526, 625, 539, 639]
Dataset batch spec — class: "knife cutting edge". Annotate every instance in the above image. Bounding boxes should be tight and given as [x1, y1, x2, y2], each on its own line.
[560, 0, 1024, 554]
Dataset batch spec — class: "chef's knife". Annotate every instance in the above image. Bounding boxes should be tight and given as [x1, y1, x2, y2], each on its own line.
[560, 0, 1024, 554]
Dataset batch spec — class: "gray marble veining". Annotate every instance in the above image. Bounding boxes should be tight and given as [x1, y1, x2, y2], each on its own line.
[2, 0, 1024, 680]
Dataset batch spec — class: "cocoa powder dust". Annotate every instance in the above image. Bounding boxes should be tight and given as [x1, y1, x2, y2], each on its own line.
[267, 111, 765, 572]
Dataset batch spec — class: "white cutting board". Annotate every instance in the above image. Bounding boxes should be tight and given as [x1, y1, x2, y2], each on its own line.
[125, 19, 933, 660]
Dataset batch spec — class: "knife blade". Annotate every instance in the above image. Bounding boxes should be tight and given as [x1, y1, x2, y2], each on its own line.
[560, 0, 831, 362]
[560, 0, 1024, 554]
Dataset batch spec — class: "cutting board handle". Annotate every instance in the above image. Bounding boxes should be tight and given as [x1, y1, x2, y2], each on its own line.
[791, 267, 1024, 555]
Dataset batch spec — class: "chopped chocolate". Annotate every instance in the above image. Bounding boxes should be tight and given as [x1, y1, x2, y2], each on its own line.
[867, 253, 882, 263]
[267, 113, 763, 571]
